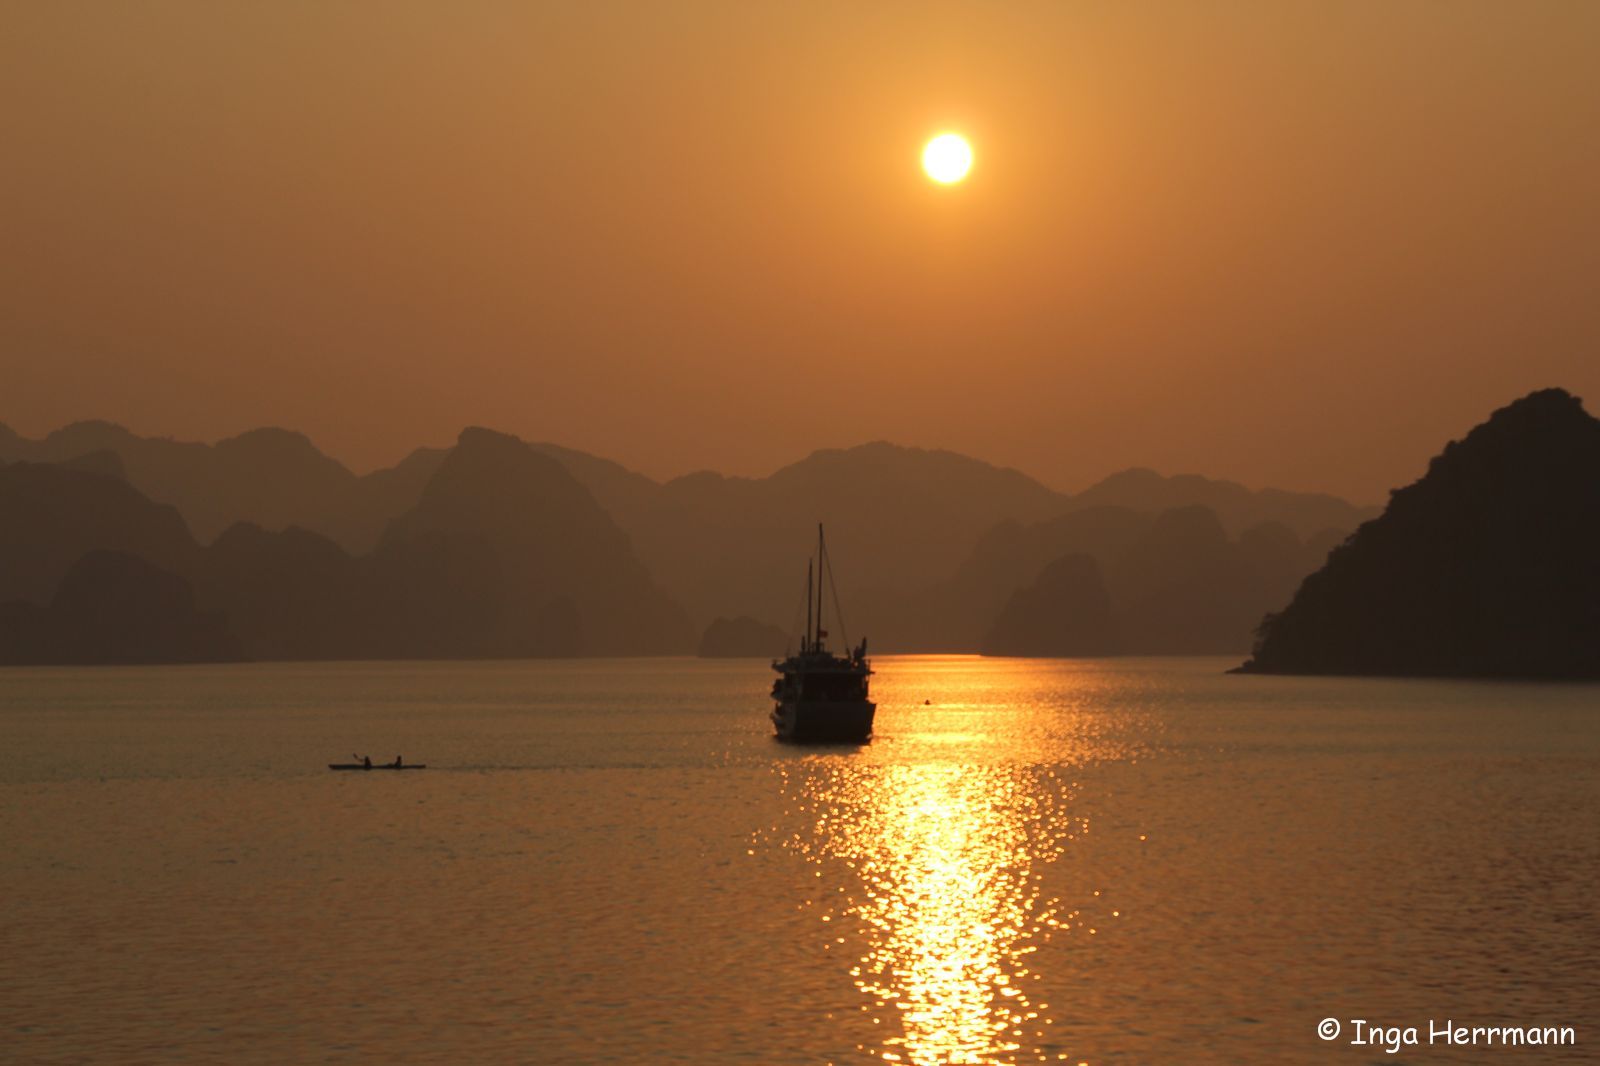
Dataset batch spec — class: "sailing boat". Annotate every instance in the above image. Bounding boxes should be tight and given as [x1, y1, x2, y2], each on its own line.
[770, 525, 875, 742]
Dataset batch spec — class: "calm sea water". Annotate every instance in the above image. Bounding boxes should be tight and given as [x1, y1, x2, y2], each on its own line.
[2, 657, 1596, 1064]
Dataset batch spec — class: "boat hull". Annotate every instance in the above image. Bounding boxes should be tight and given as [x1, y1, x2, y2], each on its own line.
[771, 699, 876, 743]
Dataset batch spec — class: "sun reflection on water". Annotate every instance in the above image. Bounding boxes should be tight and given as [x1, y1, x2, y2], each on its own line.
[783, 761, 1084, 1065]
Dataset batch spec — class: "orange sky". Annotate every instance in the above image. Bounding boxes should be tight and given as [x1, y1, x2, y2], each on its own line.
[3, 3, 1597, 502]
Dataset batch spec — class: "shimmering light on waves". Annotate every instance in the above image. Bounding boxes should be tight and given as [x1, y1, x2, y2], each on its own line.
[784, 762, 1086, 1065]
[761, 659, 1167, 1065]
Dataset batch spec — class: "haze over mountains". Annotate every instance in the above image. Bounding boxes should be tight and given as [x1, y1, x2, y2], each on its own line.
[0, 420, 446, 551]
[0, 417, 1380, 663]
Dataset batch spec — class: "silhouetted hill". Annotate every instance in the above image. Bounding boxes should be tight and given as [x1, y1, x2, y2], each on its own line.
[0, 421, 447, 553]
[1304, 526, 1349, 562]
[529, 441, 661, 520]
[0, 550, 239, 664]
[0, 431, 694, 664]
[896, 502, 1342, 655]
[625, 455, 1371, 650]
[1239, 389, 1600, 677]
[0, 463, 198, 605]
[981, 554, 1119, 657]
[56, 449, 128, 480]
[1069, 467, 1377, 538]
[9, 421, 355, 542]
[1237, 520, 1325, 627]
[197, 524, 383, 661]
[1109, 506, 1262, 653]
[961, 507, 1155, 613]
[374, 428, 692, 656]
[617, 442, 1068, 631]
[1, 420, 1382, 656]
[0, 423, 682, 559]
[698, 616, 790, 658]
[325, 447, 449, 553]
[864, 506, 1150, 650]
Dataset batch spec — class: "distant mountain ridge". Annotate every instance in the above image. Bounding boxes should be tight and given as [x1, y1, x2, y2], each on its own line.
[375, 428, 690, 656]
[0, 550, 240, 665]
[619, 441, 1068, 630]
[0, 419, 440, 551]
[1, 418, 1379, 656]
[0, 462, 199, 604]
[698, 616, 790, 658]
[0, 430, 692, 662]
[1067, 467, 1377, 539]
[866, 502, 1339, 655]
[0, 421, 1377, 555]
[6, 395, 1591, 667]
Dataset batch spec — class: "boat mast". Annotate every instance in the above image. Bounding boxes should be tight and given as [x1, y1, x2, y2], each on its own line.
[815, 523, 825, 649]
[805, 560, 813, 653]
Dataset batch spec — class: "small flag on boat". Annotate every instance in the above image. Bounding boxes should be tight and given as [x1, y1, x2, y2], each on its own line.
[817, 629, 828, 638]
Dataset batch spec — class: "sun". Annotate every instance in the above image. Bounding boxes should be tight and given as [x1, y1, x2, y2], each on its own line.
[922, 133, 973, 184]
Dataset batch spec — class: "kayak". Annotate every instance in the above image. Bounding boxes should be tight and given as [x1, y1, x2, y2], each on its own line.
[328, 763, 427, 771]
